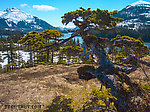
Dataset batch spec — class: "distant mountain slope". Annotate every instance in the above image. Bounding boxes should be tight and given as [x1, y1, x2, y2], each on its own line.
[116, 0, 150, 30]
[89, 1, 150, 42]
[0, 8, 61, 33]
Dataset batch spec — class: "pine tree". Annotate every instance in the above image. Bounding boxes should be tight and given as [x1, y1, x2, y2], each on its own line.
[60, 46, 83, 63]
[77, 38, 80, 46]
[2, 39, 17, 71]
[18, 31, 39, 66]
[61, 7, 149, 111]
[39, 30, 64, 63]
[0, 53, 2, 63]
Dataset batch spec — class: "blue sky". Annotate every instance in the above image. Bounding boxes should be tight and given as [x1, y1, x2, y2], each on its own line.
[0, 0, 150, 27]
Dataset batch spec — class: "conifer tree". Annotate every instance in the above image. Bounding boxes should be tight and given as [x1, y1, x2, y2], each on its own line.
[77, 38, 80, 46]
[2, 39, 17, 71]
[60, 46, 83, 63]
[39, 30, 64, 63]
[9, 39, 17, 70]
[18, 31, 39, 66]
[61, 7, 150, 111]
[0, 53, 2, 63]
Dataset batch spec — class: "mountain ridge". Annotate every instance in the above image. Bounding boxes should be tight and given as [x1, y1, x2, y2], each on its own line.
[0, 7, 63, 33]
[0, 1, 150, 38]
[116, 0, 150, 30]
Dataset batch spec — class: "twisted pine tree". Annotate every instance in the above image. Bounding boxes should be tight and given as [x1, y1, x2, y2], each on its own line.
[61, 7, 149, 111]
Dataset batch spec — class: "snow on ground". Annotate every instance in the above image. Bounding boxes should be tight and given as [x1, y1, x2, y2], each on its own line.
[0, 51, 62, 68]
[117, 18, 150, 30]
[0, 32, 149, 67]
[0, 50, 30, 67]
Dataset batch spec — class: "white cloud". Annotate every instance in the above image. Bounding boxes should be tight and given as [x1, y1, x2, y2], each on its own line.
[20, 4, 28, 7]
[33, 5, 57, 11]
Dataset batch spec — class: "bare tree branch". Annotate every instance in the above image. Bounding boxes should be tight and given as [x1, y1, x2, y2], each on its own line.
[139, 60, 150, 66]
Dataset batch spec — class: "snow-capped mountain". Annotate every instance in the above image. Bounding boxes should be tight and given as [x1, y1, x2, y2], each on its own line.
[0, 8, 34, 25]
[0, 8, 59, 32]
[116, 0, 150, 30]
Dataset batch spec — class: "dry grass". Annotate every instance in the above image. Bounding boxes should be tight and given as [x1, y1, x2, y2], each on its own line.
[0, 58, 149, 112]
[129, 56, 150, 82]
[0, 64, 101, 112]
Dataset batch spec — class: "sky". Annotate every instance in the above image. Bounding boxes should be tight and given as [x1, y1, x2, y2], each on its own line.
[0, 0, 150, 28]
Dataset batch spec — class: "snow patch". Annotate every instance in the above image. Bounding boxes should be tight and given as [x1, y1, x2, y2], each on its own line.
[0, 8, 35, 24]
[126, 0, 150, 9]
[5, 20, 12, 27]
[31, 25, 43, 29]
[117, 18, 147, 30]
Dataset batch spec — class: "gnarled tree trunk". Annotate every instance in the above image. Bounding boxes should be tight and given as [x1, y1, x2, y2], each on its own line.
[88, 41, 129, 112]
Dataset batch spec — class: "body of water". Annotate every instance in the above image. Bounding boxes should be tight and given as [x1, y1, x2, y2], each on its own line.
[63, 33, 150, 47]
[0, 33, 150, 67]
[145, 42, 150, 47]
[62, 33, 83, 43]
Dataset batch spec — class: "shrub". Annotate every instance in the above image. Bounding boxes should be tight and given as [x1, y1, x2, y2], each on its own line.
[141, 84, 150, 93]
[43, 88, 117, 112]
[77, 65, 96, 80]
